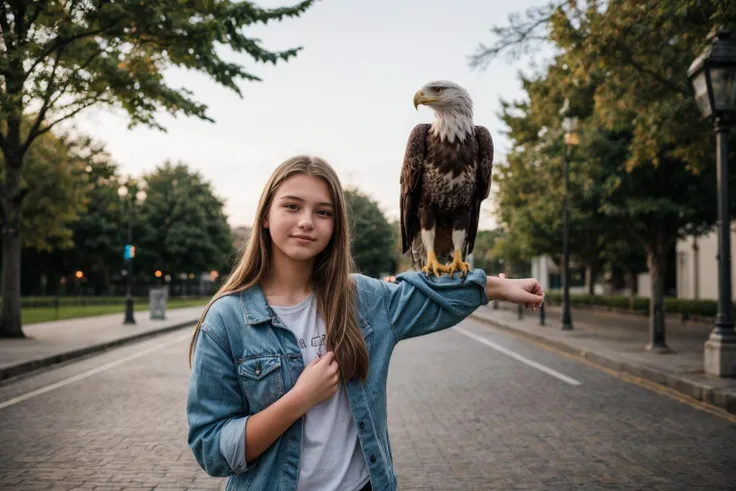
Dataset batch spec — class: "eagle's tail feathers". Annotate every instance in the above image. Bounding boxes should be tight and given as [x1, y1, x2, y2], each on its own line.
[410, 236, 425, 271]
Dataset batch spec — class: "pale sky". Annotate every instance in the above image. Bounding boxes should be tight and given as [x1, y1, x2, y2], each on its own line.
[71, 0, 551, 230]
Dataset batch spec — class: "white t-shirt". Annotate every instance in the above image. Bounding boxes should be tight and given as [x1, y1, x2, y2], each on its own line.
[271, 293, 370, 491]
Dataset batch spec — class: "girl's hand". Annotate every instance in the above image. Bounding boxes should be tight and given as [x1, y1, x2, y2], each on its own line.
[291, 351, 340, 412]
[487, 276, 544, 310]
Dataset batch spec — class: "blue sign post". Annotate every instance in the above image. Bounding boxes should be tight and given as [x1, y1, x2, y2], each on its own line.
[124, 245, 135, 260]
[123, 244, 136, 324]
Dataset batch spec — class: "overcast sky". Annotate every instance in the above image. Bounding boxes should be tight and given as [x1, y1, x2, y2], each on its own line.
[71, 0, 551, 230]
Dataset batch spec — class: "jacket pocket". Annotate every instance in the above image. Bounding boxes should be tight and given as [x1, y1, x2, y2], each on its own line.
[238, 355, 285, 413]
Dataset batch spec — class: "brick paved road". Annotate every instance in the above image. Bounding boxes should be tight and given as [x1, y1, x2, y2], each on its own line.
[1, 318, 735, 490]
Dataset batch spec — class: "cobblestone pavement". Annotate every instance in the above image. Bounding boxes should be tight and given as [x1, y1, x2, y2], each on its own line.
[1, 318, 735, 490]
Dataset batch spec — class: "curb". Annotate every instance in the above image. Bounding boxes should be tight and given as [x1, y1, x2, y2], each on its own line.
[0, 319, 198, 383]
[470, 313, 736, 415]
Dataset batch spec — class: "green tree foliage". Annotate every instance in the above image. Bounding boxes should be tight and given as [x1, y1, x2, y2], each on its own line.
[22, 153, 234, 296]
[64, 137, 126, 290]
[0, 127, 89, 252]
[134, 162, 233, 286]
[345, 189, 394, 278]
[492, 61, 611, 292]
[388, 220, 411, 273]
[0, 0, 315, 336]
[470, 229, 504, 273]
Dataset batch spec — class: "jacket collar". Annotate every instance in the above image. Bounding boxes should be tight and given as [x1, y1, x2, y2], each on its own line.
[239, 284, 274, 325]
[238, 281, 369, 327]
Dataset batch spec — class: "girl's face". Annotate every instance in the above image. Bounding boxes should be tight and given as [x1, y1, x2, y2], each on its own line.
[265, 173, 336, 263]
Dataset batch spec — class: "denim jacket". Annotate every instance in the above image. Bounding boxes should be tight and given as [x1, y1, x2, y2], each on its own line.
[187, 268, 489, 491]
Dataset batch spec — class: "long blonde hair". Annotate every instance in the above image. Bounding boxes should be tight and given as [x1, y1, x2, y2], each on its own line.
[188, 155, 369, 382]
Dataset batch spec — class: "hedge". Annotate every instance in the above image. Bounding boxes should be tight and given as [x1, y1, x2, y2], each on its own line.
[542, 291, 724, 318]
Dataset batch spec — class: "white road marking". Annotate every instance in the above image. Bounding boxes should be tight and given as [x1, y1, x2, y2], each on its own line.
[0, 333, 191, 411]
[454, 326, 582, 386]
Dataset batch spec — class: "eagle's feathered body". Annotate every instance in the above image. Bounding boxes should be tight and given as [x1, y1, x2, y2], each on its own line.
[400, 81, 493, 277]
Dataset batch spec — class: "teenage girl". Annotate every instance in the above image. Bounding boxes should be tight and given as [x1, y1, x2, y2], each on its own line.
[187, 155, 544, 491]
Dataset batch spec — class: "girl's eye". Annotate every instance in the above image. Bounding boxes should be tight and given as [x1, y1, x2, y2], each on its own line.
[285, 204, 299, 211]
[317, 210, 332, 217]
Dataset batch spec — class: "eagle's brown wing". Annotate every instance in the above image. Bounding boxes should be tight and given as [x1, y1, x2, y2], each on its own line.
[466, 125, 494, 256]
[400, 124, 430, 254]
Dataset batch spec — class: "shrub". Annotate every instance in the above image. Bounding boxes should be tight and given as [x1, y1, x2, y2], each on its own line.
[542, 292, 723, 318]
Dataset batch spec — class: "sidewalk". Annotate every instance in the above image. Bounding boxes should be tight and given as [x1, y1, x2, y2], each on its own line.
[0, 306, 204, 382]
[470, 302, 736, 414]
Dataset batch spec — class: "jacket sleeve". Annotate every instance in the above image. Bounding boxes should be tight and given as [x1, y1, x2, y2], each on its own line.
[381, 268, 489, 342]
[187, 323, 254, 477]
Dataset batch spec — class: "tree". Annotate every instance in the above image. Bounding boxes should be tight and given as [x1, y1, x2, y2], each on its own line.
[470, 0, 736, 349]
[492, 62, 612, 293]
[0, 125, 89, 253]
[488, 227, 530, 278]
[603, 234, 648, 303]
[135, 162, 232, 288]
[470, 229, 504, 273]
[345, 189, 394, 278]
[0, 0, 315, 337]
[64, 137, 126, 292]
[17, 134, 124, 295]
[0, 126, 92, 295]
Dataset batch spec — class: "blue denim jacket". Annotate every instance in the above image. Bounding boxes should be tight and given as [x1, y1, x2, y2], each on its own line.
[187, 268, 488, 491]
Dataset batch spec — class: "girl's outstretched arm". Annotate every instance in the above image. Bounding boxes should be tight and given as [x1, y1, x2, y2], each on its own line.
[485, 275, 544, 310]
[377, 269, 543, 342]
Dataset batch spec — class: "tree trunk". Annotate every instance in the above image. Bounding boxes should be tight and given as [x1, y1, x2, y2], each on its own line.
[0, 163, 24, 338]
[585, 263, 599, 296]
[626, 270, 638, 311]
[0, 52, 30, 337]
[646, 238, 669, 352]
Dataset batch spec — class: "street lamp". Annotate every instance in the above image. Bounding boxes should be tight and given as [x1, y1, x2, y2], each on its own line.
[688, 28, 736, 377]
[118, 184, 147, 325]
[559, 98, 579, 331]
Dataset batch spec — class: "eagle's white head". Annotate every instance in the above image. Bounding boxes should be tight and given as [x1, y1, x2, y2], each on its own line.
[413, 80, 474, 144]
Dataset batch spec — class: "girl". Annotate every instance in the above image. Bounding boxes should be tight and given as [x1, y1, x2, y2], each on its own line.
[187, 155, 543, 491]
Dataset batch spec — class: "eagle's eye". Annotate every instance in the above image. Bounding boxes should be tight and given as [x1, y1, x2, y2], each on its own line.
[433, 87, 445, 94]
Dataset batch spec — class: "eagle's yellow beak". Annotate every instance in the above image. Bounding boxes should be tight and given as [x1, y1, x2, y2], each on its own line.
[413, 89, 437, 110]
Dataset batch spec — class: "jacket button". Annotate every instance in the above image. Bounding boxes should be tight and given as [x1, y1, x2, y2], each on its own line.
[359, 422, 365, 430]
[370, 455, 376, 464]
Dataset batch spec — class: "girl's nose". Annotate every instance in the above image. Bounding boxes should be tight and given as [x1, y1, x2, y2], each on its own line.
[298, 215, 314, 230]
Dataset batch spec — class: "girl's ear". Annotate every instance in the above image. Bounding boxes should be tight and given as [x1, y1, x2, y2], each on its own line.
[263, 218, 269, 229]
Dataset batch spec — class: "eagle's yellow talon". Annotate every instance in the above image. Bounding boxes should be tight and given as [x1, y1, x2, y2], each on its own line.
[445, 249, 470, 278]
[422, 250, 445, 277]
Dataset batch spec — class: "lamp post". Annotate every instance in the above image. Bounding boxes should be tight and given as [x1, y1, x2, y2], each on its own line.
[494, 259, 504, 309]
[559, 98, 579, 331]
[688, 28, 736, 377]
[118, 184, 147, 325]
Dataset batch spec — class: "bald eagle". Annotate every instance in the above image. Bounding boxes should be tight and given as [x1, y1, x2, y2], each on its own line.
[400, 81, 493, 278]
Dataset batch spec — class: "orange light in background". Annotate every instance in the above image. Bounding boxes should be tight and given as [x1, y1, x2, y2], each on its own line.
[75, 271, 83, 279]
[210, 270, 219, 280]
[155, 270, 162, 278]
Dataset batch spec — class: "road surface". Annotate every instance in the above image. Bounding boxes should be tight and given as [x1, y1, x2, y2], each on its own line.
[0, 318, 733, 490]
